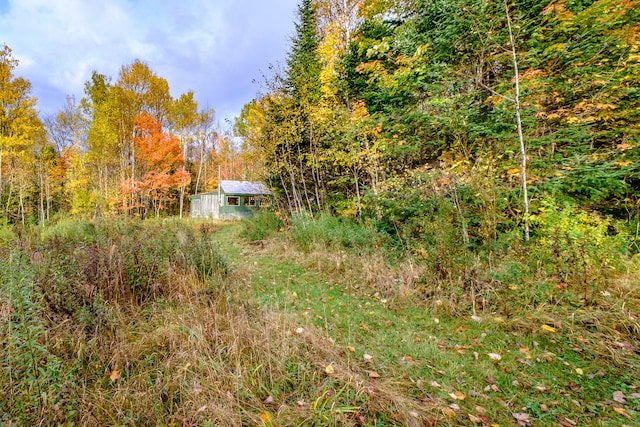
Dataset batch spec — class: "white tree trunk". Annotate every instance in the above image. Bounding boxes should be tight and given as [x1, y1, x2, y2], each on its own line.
[505, 0, 530, 242]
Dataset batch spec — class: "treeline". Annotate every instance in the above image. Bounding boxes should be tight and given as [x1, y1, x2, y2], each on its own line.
[0, 49, 257, 224]
[235, 0, 639, 246]
[2, 0, 638, 235]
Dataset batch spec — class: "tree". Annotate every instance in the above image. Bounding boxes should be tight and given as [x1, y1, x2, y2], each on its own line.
[0, 44, 44, 224]
[114, 60, 172, 215]
[166, 91, 199, 217]
[81, 71, 120, 215]
[132, 112, 190, 217]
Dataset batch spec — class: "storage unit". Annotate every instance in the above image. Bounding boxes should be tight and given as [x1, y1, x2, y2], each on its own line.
[189, 180, 270, 219]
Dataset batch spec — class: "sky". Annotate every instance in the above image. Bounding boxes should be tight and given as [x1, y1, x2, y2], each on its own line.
[0, 0, 299, 129]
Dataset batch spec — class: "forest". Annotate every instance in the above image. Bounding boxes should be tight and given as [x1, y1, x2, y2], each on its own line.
[1, 0, 639, 425]
[0, 0, 638, 233]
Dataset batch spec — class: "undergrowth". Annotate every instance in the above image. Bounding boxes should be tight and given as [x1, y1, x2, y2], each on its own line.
[1, 211, 638, 426]
[240, 208, 640, 426]
[0, 217, 432, 426]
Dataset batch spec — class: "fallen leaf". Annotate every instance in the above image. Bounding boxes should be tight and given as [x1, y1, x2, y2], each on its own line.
[535, 385, 548, 392]
[496, 398, 509, 407]
[613, 391, 626, 403]
[613, 406, 632, 420]
[295, 327, 304, 334]
[568, 381, 582, 391]
[468, 413, 482, 424]
[449, 391, 466, 400]
[488, 353, 502, 360]
[441, 407, 456, 417]
[629, 393, 640, 399]
[368, 370, 380, 378]
[429, 380, 441, 388]
[109, 370, 120, 381]
[264, 396, 274, 404]
[557, 415, 577, 426]
[409, 410, 419, 418]
[475, 405, 487, 415]
[347, 345, 355, 352]
[325, 364, 335, 374]
[363, 353, 373, 361]
[575, 368, 584, 375]
[512, 412, 531, 427]
[540, 403, 548, 412]
[541, 324, 556, 333]
[587, 369, 605, 379]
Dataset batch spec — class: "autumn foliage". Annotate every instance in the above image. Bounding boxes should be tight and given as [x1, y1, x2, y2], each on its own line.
[117, 112, 190, 216]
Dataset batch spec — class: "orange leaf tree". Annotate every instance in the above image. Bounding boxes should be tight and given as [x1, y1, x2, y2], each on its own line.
[132, 111, 191, 217]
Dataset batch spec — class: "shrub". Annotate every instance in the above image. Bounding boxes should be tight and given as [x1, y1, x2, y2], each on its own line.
[241, 210, 284, 241]
[289, 212, 386, 253]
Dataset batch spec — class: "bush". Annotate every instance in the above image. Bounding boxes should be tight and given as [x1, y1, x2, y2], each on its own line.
[33, 219, 229, 317]
[241, 210, 284, 241]
[289, 212, 386, 252]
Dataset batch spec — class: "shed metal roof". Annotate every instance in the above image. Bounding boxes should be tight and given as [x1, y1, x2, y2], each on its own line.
[220, 180, 270, 195]
[189, 180, 270, 198]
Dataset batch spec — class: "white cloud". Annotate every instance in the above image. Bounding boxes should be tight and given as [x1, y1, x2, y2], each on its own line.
[0, 0, 298, 125]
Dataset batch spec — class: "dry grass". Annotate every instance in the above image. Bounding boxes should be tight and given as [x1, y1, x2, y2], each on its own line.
[67, 269, 439, 426]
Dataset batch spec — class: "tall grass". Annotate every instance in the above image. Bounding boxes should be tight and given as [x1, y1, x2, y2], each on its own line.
[288, 212, 387, 253]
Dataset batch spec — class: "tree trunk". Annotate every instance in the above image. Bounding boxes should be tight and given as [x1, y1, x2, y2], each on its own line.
[296, 143, 314, 213]
[19, 182, 25, 225]
[39, 169, 45, 225]
[505, 0, 530, 242]
[450, 185, 469, 246]
[309, 119, 322, 211]
[354, 167, 362, 217]
[195, 138, 205, 193]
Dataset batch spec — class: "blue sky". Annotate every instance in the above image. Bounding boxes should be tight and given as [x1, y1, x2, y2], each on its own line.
[0, 0, 299, 128]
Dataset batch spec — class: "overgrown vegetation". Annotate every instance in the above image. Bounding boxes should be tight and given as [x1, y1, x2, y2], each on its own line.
[0, 218, 428, 426]
[0, 208, 638, 425]
[241, 210, 639, 426]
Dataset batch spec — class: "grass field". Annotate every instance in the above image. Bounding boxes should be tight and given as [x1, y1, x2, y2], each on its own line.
[0, 216, 638, 426]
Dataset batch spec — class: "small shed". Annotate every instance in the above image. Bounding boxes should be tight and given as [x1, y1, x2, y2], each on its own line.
[189, 180, 270, 220]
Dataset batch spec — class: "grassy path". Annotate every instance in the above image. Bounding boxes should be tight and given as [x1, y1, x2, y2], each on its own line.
[213, 221, 640, 426]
